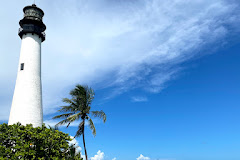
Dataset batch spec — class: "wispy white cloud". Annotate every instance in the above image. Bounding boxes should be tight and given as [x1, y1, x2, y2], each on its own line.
[0, 0, 239, 120]
[131, 96, 148, 102]
[82, 150, 117, 160]
[137, 154, 150, 160]
[91, 150, 105, 160]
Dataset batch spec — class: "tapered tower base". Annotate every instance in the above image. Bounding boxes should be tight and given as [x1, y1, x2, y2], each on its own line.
[8, 34, 43, 127]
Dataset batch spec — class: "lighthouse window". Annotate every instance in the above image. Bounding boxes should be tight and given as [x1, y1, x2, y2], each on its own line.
[20, 63, 24, 70]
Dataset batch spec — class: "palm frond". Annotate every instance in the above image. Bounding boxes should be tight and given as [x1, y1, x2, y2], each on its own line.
[53, 113, 74, 119]
[62, 98, 74, 104]
[55, 115, 77, 128]
[88, 118, 96, 136]
[58, 105, 76, 112]
[57, 113, 82, 128]
[74, 121, 84, 138]
[70, 85, 95, 109]
[70, 85, 86, 97]
[91, 110, 107, 123]
[67, 112, 82, 122]
[55, 118, 71, 127]
[86, 87, 95, 105]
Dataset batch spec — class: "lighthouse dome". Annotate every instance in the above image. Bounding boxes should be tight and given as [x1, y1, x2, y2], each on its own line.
[23, 4, 44, 22]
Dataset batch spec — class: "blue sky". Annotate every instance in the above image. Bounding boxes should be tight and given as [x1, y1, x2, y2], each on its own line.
[0, 0, 240, 160]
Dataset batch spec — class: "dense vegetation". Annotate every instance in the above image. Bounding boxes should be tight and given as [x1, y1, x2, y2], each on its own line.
[0, 123, 82, 160]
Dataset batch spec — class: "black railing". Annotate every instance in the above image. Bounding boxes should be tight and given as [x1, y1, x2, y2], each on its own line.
[18, 26, 46, 42]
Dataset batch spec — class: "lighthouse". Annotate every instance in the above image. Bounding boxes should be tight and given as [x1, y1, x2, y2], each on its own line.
[8, 4, 46, 127]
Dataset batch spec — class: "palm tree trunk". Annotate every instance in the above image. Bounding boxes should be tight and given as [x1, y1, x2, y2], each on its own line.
[83, 121, 88, 160]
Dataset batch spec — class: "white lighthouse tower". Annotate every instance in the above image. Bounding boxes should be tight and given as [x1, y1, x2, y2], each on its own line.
[8, 4, 46, 127]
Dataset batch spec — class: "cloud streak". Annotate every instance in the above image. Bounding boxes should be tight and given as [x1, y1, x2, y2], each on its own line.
[131, 96, 148, 102]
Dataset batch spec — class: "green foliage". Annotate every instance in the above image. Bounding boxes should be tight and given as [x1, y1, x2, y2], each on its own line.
[0, 123, 83, 160]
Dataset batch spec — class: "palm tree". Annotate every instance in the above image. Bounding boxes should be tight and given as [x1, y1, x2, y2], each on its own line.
[53, 85, 106, 160]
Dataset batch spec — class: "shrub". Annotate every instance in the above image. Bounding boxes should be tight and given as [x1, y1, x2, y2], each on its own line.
[0, 123, 82, 160]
